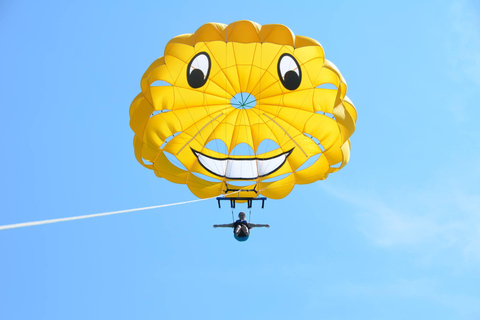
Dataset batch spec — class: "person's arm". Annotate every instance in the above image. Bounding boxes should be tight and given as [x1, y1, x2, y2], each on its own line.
[248, 223, 270, 228]
[213, 223, 235, 228]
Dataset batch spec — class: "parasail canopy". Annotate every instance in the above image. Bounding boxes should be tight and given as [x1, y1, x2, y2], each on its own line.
[130, 20, 357, 200]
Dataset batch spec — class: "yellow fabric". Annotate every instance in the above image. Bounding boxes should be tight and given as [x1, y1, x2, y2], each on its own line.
[130, 20, 357, 200]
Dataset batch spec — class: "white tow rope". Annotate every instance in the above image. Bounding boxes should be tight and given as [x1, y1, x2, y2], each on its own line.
[0, 197, 213, 231]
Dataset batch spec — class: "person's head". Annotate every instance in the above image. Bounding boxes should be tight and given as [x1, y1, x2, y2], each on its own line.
[238, 212, 246, 220]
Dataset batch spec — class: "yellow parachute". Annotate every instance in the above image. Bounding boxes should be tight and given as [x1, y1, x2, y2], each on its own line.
[129, 20, 356, 200]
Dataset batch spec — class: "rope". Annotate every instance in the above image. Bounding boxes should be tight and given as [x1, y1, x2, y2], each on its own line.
[0, 193, 238, 231]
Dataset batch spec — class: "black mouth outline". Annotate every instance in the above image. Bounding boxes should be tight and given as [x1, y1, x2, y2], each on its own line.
[191, 147, 294, 180]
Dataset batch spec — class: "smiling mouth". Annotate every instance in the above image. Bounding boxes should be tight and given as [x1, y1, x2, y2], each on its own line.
[192, 148, 293, 180]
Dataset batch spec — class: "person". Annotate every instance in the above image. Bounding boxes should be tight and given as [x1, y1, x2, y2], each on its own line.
[213, 212, 270, 241]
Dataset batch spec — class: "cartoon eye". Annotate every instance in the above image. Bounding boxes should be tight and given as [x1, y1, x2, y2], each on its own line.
[277, 53, 301, 90]
[187, 52, 211, 88]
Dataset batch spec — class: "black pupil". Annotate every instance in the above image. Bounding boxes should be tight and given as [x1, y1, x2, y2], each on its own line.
[188, 69, 206, 88]
[283, 71, 300, 90]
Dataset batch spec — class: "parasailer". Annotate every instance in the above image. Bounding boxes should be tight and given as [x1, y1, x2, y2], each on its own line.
[214, 212, 269, 242]
[129, 20, 357, 240]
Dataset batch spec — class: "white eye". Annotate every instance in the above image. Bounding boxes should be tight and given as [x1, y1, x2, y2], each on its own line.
[189, 53, 209, 76]
[187, 52, 211, 88]
[279, 54, 299, 78]
[277, 53, 301, 90]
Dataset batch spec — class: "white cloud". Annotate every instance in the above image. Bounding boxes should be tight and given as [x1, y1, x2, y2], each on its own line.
[325, 278, 480, 318]
[446, 0, 480, 121]
[320, 178, 480, 266]
[449, 0, 480, 86]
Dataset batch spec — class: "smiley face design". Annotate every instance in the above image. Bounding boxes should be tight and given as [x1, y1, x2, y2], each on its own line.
[130, 20, 356, 200]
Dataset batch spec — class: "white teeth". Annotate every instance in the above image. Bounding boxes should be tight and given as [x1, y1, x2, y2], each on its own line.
[193, 150, 291, 179]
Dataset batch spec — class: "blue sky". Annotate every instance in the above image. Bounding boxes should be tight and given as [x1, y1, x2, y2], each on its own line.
[1, 0, 480, 319]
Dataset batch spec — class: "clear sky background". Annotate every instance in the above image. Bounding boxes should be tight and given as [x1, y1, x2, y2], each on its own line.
[1, 0, 480, 319]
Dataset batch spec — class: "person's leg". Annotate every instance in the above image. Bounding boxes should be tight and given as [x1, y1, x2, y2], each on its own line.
[241, 225, 250, 236]
[235, 225, 249, 237]
[235, 225, 242, 236]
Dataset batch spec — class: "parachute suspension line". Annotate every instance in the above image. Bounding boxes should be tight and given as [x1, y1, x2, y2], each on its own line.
[231, 210, 235, 223]
[262, 113, 307, 157]
[176, 112, 224, 155]
[249, 210, 252, 223]
[0, 191, 241, 231]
